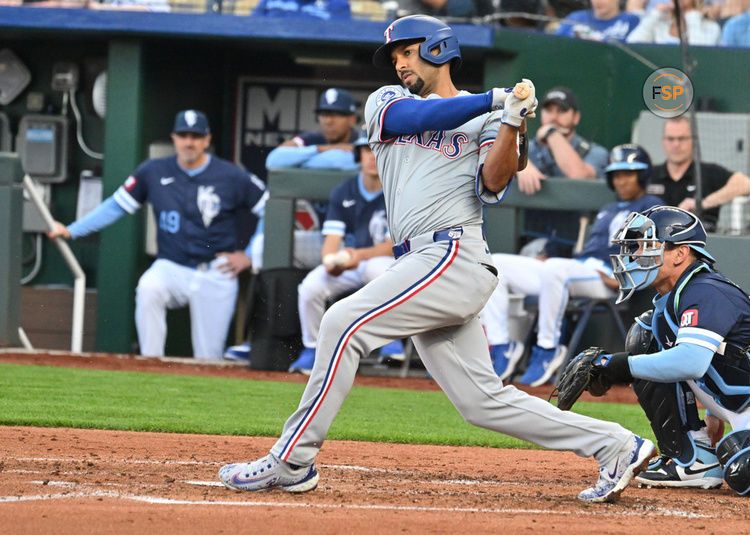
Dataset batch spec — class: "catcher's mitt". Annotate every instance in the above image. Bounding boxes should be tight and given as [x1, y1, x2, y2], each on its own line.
[551, 347, 612, 411]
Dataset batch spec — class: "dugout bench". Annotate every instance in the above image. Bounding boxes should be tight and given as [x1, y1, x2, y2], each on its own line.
[257, 168, 750, 374]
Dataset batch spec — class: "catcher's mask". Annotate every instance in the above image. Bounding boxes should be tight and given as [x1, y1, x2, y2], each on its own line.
[610, 206, 715, 303]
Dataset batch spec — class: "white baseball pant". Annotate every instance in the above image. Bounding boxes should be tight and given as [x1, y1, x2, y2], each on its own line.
[298, 256, 396, 349]
[135, 258, 238, 359]
[481, 254, 614, 348]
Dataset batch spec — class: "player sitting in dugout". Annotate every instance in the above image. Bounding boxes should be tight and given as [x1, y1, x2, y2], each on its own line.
[481, 143, 662, 386]
[555, 206, 750, 496]
[287, 131, 405, 375]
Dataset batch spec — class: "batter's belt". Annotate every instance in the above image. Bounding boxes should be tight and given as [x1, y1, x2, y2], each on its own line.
[392, 226, 484, 259]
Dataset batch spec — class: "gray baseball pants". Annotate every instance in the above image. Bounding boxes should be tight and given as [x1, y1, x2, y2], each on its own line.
[271, 228, 633, 467]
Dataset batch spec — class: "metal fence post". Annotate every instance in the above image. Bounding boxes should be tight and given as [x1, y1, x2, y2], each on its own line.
[0, 153, 23, 347]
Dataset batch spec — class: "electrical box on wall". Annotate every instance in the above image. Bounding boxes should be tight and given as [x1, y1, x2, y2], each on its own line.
[16, 115, 69, 183]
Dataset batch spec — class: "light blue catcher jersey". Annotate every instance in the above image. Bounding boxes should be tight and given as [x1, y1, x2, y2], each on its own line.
[364, 85, 506, 243]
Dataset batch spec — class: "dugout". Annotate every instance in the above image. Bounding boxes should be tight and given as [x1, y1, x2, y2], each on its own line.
[1, 7, 749, 355]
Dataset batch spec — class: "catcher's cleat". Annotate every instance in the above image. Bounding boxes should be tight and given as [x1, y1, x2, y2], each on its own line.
[578, 435, 655, 503]
[219, 454, 319, 493]
[635, 443, 723, 489]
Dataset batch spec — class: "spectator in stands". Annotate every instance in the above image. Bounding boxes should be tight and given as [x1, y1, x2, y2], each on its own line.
[224, 89, 360, 361]
[48, 110, 267, 360]
[498, 0, 547, 30]
[287, 132, 401, 375]
[251, 0, 351, 19]
[721, 9, 750, 47]
[395, 0, 492, 18]
[555, 0, 641, 41]
[8, 0, 170, 8]
[481, 144, 662, 385]
[628, 0, 744, 24]
[626, 0, 721, 45]
[647, 116, 750, 232]
[90, 0, 171, 12]
[515, 86, 609, 257]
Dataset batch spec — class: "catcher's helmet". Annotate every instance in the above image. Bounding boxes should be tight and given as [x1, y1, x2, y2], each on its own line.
[604, 143, 652, 191]
[610, 206, 715, 302]
[372, 15, 462, 71]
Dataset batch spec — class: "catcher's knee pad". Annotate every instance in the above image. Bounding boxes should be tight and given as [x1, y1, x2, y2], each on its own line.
[632, 379, 702, 464]
[717, 429, 750, 496]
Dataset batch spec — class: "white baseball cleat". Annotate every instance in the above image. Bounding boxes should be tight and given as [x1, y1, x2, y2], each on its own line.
[635, 442, 723, 489]
[579, 435, 655, 503]
[219, 454, 319, 493]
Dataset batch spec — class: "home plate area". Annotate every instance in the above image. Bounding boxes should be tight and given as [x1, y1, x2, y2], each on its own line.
[1, 426, 747, 534]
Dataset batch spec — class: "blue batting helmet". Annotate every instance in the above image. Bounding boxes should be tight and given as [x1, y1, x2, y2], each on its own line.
[610, 206, 715, 302]
[604, 143, 652, 190]
[372, 15, 462, 71]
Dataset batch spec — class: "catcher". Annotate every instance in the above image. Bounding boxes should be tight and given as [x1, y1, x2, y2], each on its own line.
[555, 206, 750, 496]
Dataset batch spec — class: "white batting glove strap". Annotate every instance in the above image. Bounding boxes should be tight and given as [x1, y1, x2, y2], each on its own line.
[489, 87, 512, 111]
[501, 78, 537, 128]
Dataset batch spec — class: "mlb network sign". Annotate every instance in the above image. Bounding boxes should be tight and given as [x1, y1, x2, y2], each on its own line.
[234, 79, 369, 179]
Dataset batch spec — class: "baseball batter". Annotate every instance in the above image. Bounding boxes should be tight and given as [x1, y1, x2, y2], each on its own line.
[219, 15, 653, 503]
[48, 110, 267, 359]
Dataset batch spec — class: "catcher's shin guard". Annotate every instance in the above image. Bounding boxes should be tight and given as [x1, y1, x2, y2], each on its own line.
[632, 379, 702, 465]
[716, 429, 750, 496]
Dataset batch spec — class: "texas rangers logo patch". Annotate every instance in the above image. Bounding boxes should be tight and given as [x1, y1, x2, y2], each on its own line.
[376, 87, 399, 107]
[384, 23, 395, 42]
[680, 309, 699, 327]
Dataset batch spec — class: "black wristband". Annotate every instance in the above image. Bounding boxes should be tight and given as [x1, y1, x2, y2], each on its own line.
[541, 126, 557, 142]
[601, 352, 633, 385]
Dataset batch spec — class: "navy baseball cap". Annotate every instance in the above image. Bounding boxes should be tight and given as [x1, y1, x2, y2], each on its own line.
[542, 87, 578, 111]
[173, 110, 210, 135]
[315, 88, 357, 115]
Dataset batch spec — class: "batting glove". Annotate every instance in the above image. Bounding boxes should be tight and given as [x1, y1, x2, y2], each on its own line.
[501, 78, 537, 128]
[489, 87, 512, 111]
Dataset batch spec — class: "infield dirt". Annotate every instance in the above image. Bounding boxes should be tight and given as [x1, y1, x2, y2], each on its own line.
[0, 352, 747, 534]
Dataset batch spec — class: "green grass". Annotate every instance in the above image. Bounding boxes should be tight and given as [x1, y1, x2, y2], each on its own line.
[0, 362, 657, 448]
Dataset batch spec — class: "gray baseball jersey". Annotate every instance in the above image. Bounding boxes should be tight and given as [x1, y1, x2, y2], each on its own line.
[363, 85, 505, 243]
[269, 84, 635, 474]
